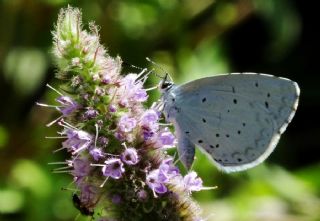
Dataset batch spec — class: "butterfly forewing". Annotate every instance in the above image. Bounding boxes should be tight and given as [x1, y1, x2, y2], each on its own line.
[167, 73, 299, 172]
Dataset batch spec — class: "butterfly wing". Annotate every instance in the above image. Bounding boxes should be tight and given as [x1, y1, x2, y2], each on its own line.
[166, 73, 299, 172]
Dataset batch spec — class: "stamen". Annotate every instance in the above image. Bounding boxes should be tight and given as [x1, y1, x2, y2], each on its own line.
[90, 163, 105, 167]
[45, 136, 67, 139]
[100, 177, 109, 188]
[202, 186, 218, 190]
[121, 143, 127, 149]
[48, 161, 69, 165]
[53, 166, 72, 171]
[46, 84, 63, 96]
[141, 69, 154, 84]
[36, 102, 61, 108]
[136, 68, 148, 79]
[61, 187, 79, 192]
[145, 86, 158, 91]
[53, 146, 67, 153]
[94, 123, 99, 148]
[158, 123, 172, 126]
[46, 116, 63, 127]
[52, 170, 72, 173]
[58, 119, 78, 130]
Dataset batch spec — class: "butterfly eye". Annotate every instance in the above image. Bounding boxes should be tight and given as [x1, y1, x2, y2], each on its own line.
[161, 81, 173, 90]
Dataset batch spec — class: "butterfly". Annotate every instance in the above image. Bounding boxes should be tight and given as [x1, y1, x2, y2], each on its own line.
[160, 73, 299, 173]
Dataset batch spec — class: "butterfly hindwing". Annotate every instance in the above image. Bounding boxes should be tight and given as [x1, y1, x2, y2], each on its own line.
[165, 73, 299, 172]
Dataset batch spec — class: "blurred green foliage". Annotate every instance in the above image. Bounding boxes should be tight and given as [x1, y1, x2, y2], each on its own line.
[0, 0, 318, 221]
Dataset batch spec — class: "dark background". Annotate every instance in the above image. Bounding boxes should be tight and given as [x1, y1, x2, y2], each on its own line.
[0, 1, 319, 220]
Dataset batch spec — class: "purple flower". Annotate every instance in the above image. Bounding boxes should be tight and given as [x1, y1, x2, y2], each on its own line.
[108, 104, 117, 113]
[89, 147, 105, 161]
[118, 115, 137, 133]
[121, 74, 137, 88]
[157, 130, 176, 149]
[146, 169, 167, 196]
[95, 87, 106, 96]
[102, 158, 125, 179]
[56, 96, 79, 116]
[101, 73, 111, 84]
[62, 129, 93, 153]
[114, 131, 125, 141]
[121, 148, 139, 165]
[117, 73, 148, 105]
[143, 130, 154, 141]
[133, 88, 148, 102]
[183, 171, 203, 193]
[98, 136, 109, 146]
[72, 157, 92, 178]
[158, 158, 180, 182]
[84, 108, 99, 119]
[140, 109, 159, 131]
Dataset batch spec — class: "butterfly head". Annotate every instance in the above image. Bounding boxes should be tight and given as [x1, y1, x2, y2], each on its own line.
[159, 73, 174, 93]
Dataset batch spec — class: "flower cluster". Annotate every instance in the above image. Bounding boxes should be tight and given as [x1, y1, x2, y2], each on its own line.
[43, 6, 211, 221]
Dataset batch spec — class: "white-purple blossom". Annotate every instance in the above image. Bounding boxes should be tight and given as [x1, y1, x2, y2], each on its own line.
[146, 169, 168, 196]
[62, 129, 93, 153]
[98, 136, 109, 146]
[158, 158, 180, 182]
[84, 108, 99, 119]
[154, 129, 176, 149]
[117, 73, 148, 105]
[140, 109, 159, 131]
[89, 147, 105, 161]
[121, 74, 137, 88]
[118, 115, 137, 133]
[121, 148, 139, 165]
[101, 73, 111, 84]
[72, 157, 92, 178]
[183, 171, 203, 193]
[56, 96, 79, 116]
[108, 104, 117, 113]
[133, 88, 148, 102]
[118, 99, 129, 108]
[102, 158, 125, 179]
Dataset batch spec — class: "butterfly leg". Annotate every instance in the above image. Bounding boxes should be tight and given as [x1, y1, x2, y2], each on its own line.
[177, 134, 195, 170]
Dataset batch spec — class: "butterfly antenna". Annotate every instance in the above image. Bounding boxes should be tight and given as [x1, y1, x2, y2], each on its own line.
[123, 61, 151, 82]
[146, 57, 173, 81]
